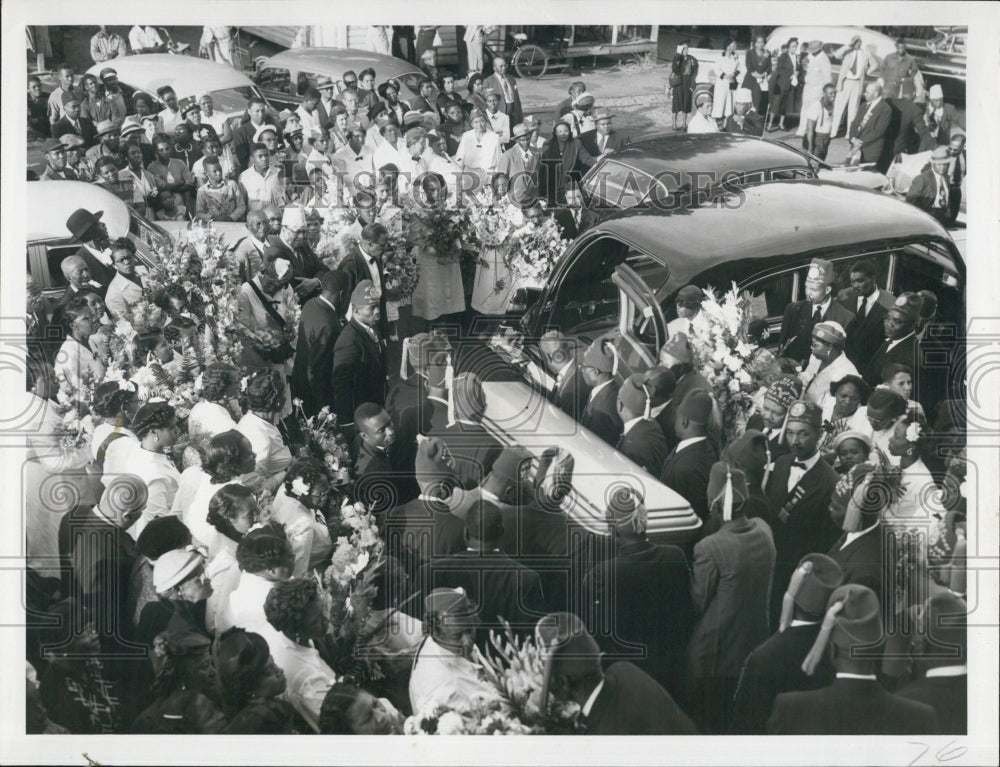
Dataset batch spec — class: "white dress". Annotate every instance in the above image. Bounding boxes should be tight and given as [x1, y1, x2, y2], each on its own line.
[54, 337, 106, 400]
[267, 633, 338, 733]
[270, 486, 333, 578]
[115, 441, 182, 539]
[408, 206, 467, 321]
[205, 535, 241, 634]
[409, 636, 496, 714]
[237, 412, 293, 489]
[454, 129, 500, 189]
[187, 400, 238, 442]
[687, 111, 720, 134]
[712, 54, 740, 119]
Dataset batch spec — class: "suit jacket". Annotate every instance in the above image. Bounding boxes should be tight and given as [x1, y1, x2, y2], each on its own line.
[266, 236, 328, 288]
[552, 206, 593, 241]
[483, 73, 523, 125]
[498, 499, 578, 612]
[660, 438, 719, 524]
[843, 295, 890, 369]
[552, 360, 591, 422]
[765, 455, 840, 627]
[772, 52, 797, 93]
[927, 102, 965, 146]
[888, 97, 934, 155]
[354, 443, 399, 517]
[723, 111, 765, 136]
[687, 516, 776, 681]
[495, 145, 540, 208]
[579, 129, 627, 157]
[658, 369, 712, 453]
[862, 333, 918, 389]
[385, 376, 423, 423]
[338, 244, 389, 338]
[583, 540, 695, 693]
[585, 661, 698, 735]
[436, 420, 504, 490]
[779, 299, 856, 367]
[385, 494, 466, 580]
[731, 622, 833, 734]
[74, 245, 117, 289]
[539, 138, 595, 205]
[52, 116, 98, 148]
[849, 98, 892, 170]
[898, 673, 967, 734]
[768, 677, 939, 734]
[232, 117, 282, 170]
[828, 524, 884, 596]
[290, 295, 344, 416]
[581, 381, 623, 446]
[332, 318, 387, 425]
[906, 168, 951, 224]
[616, 419, 669, 479]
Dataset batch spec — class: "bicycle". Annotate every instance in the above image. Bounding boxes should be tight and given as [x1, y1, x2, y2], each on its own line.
[483, 32, 562, 79]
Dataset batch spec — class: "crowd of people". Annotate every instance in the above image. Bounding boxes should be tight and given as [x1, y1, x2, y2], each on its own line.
[22, 28, 969, 739]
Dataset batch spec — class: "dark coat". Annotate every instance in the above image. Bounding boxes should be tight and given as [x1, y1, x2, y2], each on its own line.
[498, 500, 578, 613]
[828, 524, 884, 595]
[767, 677, 940, 734]
[658, 369, 712, 453]
[290, 295, 344, 417]
[723, 110, 765, 136]
[779, 298, 856, 368]
[338, 244, 389, 338]
[579, 129, 627, 157]
[843, 295, 889, 370]
[74, 246, 117, 289]
[482, 73, 523, 125]
[888, 97, 934, 155]
[906, 167, 952, 225]
[582, 539, 695, 694]
[332, 318, 387, 425]
[616, 419, 669, 479]
[354, 443, 400, 517]
[862, 333, 918, 389]
[581, 380, 623, 446]
[539, 138, 595, 205]
[585, 661, 698, 735]
[265, 236, 329, 297]
[551, 360, 591, 421]
[385, 376, 423, 424]
[52, 116, 98, 148]
[926, 102, 965, 146]
[660, 438, 719, 524]
[385, 495, 466, 579]
[436, 420, 504, 490]
[849, 98, 893, 172]
[765, 455, 840, 628]
[232, 117, 282, 170]
[552, 206, 594, 241]
[731, 622, 834, 734]
[897, 673, 967, 734]
[670, 54, 699, 114]
[770, 53, 798, 115]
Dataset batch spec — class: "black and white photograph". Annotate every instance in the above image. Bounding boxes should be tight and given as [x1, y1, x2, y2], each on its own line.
[1, 2, 997, 765]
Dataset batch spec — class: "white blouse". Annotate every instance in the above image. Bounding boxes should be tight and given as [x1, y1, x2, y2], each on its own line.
[268, 633, 338, 733]
[187, 401, 238, 441]
[54, 337, 106, 400]
[270, 487, 333, 578]
[114, 442, 182, 538]
[237, 412, 293, 484]
[455, 129, 500, 172]
[409, 636, 497, 714]
[205, 536, 241, 635]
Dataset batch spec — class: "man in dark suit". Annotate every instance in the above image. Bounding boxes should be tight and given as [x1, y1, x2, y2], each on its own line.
[579, 109, 627, 157]
[232, 98, 281, 170]
[906, 146, 954, 225]
[579, 338, 623, 446]
[768, 584, 939, 734]
[291, 269, 347, 417]
[583, 485, 694, 696]
[615, 373, 669, 478]
[897, 592, 968, 734]
[537, 612, 699, 735]
[841, 258, 895, 369]
[552, 180, 594, 241]
[656, 332, 713, 453]
[862, 292, 922, 390]
[848, 82, 893, 173]
[779, 258, 856, 368]
[828, 479, 884, 596]
[765, 401, 840, 630]
[723, 89, 765, 136]
[539, 330, 591, 422]
[434, 373, 503, 491]
[887, 97, 934, 155]
[388, 332, 433, 423]
[353, 403, 401, 519]
[65, 208, 117, 289]
[483, 56, 523, 126]
[394, 351, 451, 502]
[660, 389, 718, 524]
[332, 280, 387, 427]
[51, 91, 98, 148]
[264, 205, 328, 304]
[731, 553, 844, 734]
[422, 502, 545, 645]
[338, 222, 390, 340]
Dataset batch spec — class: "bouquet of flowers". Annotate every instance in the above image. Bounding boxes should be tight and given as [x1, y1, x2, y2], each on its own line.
[505, 215, 568, 286]
[52, 369, 98, 457]
[178, 219, 230, 263]
[688, 283, 767, 444]
[381, 230, 420, 302]
[316, 197, 360, 269]
[326, 499, 384, 589]
[466, 190, 519, 249]
[408, 205, 470, 265]
[404, 704, 474, 735]
[292, 402, 352, 486]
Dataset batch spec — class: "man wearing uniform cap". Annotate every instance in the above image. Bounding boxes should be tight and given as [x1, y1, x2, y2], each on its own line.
[768, 584, 939, 734]
[581, 484, 695, 694]
[264, 205, 327, 304]
[496, 122, 541, 208]
[686, 462, 775, 732]
[721, 428, 771, 517]
[660, 389, 718, 523]
[765, 400, 840, 630]
[536, 611, 698, 734]
[731, 553, 844, 734]
[779, 257, 856, 368]
[332, 279, 388, 426]
[656, 332, 714, 452]
[51, 89, 98, 148]
[612, 373, 669, 478]
[40, 137, 79, 181]
[579, 337, 624, 446]
[539, 331, 591, 422]
[748, 375, 803, 464]
[580, 108, 627, 157]
[924, 83, 964, 146]
[666, 285, 710, 343]
[724, 87, 764, 136]
[800, 321, 859, 408]
[906, 145, 955, 225]
[862, 291, 922, 390]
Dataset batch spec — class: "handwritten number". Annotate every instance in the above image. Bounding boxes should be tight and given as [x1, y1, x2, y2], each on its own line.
[937, 741, 968, 762]
[907, 742, 930, 767]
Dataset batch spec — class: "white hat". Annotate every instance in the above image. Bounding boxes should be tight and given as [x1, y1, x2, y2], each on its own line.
[734, 88, 753, 105]
[281, 205, 305, 230]
[253, 124, 278, 142]
[153, 547, 204, 594]
[928, 84, 944, 100]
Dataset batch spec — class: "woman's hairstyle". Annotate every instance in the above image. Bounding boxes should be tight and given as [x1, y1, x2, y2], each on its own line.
[263, 578, 319, 638]
[92, 380, 137, 418]
[207, 484, 256, 543]
[235, 521, 294, 575]
[215, 628, 272, 718]
[130, 401, 177, 439]
[420, 171, 447, 198]
[203, 430, 253, 483]
[881, 362, 913, 383]
[61, 296, 93, 332]
[319, 682, 364, 734]
[240, 368, 285, 414]
[151, 131, 172, 149]
[111, 236, 136, 256]
[132, 329, 165, 366]
[282, 457, 328, 499]
[151, 631, 214, 698]
[136, 516, 192, 560]
[200, 363, 241, 403]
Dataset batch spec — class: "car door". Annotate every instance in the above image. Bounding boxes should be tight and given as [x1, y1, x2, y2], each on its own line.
[612, 263, 668, 378]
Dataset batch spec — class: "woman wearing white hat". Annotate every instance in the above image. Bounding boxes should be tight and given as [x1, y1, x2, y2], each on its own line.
[687, 92, 720, 134]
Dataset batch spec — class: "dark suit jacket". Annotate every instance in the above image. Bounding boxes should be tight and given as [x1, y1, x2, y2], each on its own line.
[765, 455, 840, 627]
[581, 380, 623, 446]
[539, 138, 595, 205]
[290, 295, 344, 417]
[898, 673, 967, 734]
[483, 73, 523, 125]
[552, 206, 593, 241]
[436, 420, 504, 490]
[498, 499, 578, 612]
[582, 540, 694, 693]
[338, 244, 389, 338]
[843, 296, 889, 370]
[551, 360, 590, 421]
[888, 97, 934, 155]
[849, 98, 893, 171]
[658, 369, 712, 453]
[617, 419, 669, 479]
[731, 623, 833, 734]
[660, 438, 718, 523]
[385, 376, 423, 424]
[579, 129, 627, 157]
[385, 495, 466, 580]
[585, 661, 698, 735]
[779, 299, 856, 367]
[355, 443, 400, 518]
[265, 237, 329, 296]
[52, 116, 98, 148]
[74, 246, 117, 289]
[232, 117, 282, 170]
[768, 677, 939, 734]
[906, 168, 952, 225]
[828, 524, 884, 596]
[332, 318, 387, 425]
[863, 333, 918, 389]
[928, 102, 965, 146]
[723, 111, 765, 136]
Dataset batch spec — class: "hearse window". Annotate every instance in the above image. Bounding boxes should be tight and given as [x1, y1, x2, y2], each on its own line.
[549, 237, 628, 334]
[592, 162, 653, 210]
[895, 243, 963, 326]
[45, 245, 80, 291]
[768, 167, 813, 181]
[744, 269, 797, 320]
[791, 251, 893, 301]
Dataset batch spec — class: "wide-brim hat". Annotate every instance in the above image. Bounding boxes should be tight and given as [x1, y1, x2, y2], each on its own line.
[511, 122, 531, 140]
[153, 546, 205, 595]
[59, 134, 86, 149]
[930, 145, 950, 163]
[95, 119, 117, 137]
[42, 137, 66, 154]
[402, 110, 425, 130]
[119, 117, 144, 138]
[573, 92, 595, 107]
[591, 109, 614, 123]
[808, 40, 823, 54]
[253, 124, 278, 142]
[316, 75, 336, 90]
[65, 208, 105, 242]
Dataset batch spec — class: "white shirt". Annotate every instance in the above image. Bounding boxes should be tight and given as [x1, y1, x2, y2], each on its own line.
[237, 412, 293, 481]
[180, 472, 228, 554]
[90, 424, 136, 461]
[54, 337, 106, 400]
[588, 378, 613, 402]
[268, 633, 338, 733]
[295, 104, 321, 137]
[836, 673, 878, 680]
[802, 353, 859, 408]
[925, 665, 967, 678]
[686, 111, 719, 134]
[187, 400, 237, 441]
[486, 110, 511, 144]
[675, 436, 707, 454]
[582, 679, 606, 717]
[129, 25, 163, 51]
[332, 145, 374, 191]
[409, 636, 496, 714]
[270, 486, 333, 578]
[885, 331, 916, 354]
[116, 443, 182, 538]
[841, 519, 880, 550]
[789, 619, 819, 628]
[159, 107, 182, 134]
[455, 129, 500, 173]
[205, 536, 240, 634]
[223, 570, 277, 636]
[787, 449, 823, 493]
[239, 165, 285, 210]
[119, 166, 158, 205]
[804, 98, 834, 135]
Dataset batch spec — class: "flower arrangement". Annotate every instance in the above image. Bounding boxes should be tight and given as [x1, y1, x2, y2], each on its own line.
[292, 402, 353, 487]
[505, 215, 568, 286]
[316, 198, 360, 269]
[381, 230, 420, 302]
[467, 189, 519, 249]
[406, 204, 470, 265]
[404, 704, 472, 735]
[326, 498, 384, 589]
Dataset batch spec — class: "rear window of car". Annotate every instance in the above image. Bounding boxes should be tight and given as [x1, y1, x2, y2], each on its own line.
[257, 67, 292, 95]
[207, 86, 258, 114]
[583, 161, 656, 210]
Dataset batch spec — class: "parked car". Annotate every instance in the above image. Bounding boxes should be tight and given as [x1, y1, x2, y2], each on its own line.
[689, 26, 898, 116]
[580, 133, 888, 221]
[85, 54, 267, 122]
[904, 27, 966, 103]
[252, 48, 438, 113]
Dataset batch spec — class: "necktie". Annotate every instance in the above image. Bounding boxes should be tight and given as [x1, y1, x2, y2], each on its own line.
[599, 134, 607, 152]
[850, 52, 858, 76]
[355, 156, 363, 161]
[813, 306, 823, 322]
[501, 77, 513, 102]
[791, 461, 808, 470]
[858, 295, 868, 318]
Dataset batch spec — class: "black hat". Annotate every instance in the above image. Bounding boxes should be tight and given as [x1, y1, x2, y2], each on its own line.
[65, 208, 105, 242]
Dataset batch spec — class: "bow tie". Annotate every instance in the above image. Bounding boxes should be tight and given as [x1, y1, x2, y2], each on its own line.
[791, 461, 808, 470]
[355, 156, 363, 161]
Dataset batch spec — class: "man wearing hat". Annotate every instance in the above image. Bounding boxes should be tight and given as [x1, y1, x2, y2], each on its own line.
[795, 40, 832, 139]
[291, 269, 348, 417]
[97, 67, 129, 125]
[332, 280, 388, 427]
[656, 332, 713, 452]
[686, 462, 775, 732]
[660, 389, 718, 523]
[495, 122, 541, 207]
[556, 82, 587, 120]
[779, 257, 856, 368]
[687, 91, 718, 134]
[539, 331, 591, 422]
[721, 428, 772, 519]
[312, 77, 345, 133]
[897, 593, 968, 733]
[40, 138, 79, 181]
[906, 146, 955, 225]
[613, 373, 669, 478]
[829, 35, 877, 139]
[580, 109, 626, 157]
[666, 285, 709, 343]
[848, 81, 893, 172]
[768, 584, 939, 734]
[332, 122, 374, 196]
[537, 612, 698, 734]
[483, 56, 524, 126]
[436, 373, 504, 491]
[924, 83, 964, 146]
[731, 553, 844, 734]
[800, 321, 858, 408]
[724, 89, 764, 136]
[565, 92, 597, 138]
[748, 375, 804, 463]
[765, 401, 840, 629]
[51, 90, 98, 148]
[85, 120, 122, 168]
[64, 207, 117, 288]
[862, 292, 922, 390]
[582, 485, 695, 695]
[579, 337, 624, 446]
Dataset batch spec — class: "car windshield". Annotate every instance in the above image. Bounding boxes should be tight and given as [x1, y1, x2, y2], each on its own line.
[207, 85, 259, 114]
